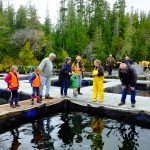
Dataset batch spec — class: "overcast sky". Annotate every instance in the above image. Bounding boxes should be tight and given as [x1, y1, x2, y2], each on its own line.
[3, 0, 150, 24]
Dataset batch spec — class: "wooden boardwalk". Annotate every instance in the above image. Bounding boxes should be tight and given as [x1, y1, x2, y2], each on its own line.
[0, 98, 62, 119]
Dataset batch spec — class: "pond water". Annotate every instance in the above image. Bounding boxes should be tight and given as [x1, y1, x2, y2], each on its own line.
[105, 83, 150, 97]
[0, 112, 149, 150]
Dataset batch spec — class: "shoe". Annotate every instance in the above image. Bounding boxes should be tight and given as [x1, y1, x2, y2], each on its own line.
[118, 102, 125, 106]
[78, 93, 83, 95]
[73, 92, 78, 98]
[45, 95, 53, 99]
[100, 100, 104, 102]
[92, 100, 97, 102]
[61, 95, 65, 98]
[39, 96, 42, 101]
[37, 101, 42, 103]
[10, 105, 16, 108]
[15, 104, 20, 107]
[64, 95, 70, 98]
[131, 103, 135, 108]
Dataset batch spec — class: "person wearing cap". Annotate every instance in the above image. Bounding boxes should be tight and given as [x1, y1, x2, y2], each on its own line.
[118, 63, 137, 107]
[72, 55, 84, 95]
[59, 57, 72, 98]
[106, 54, 115, 76]
[38, 53, 56, 101]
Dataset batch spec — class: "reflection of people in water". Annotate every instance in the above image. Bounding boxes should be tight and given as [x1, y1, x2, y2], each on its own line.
[58, 113, 75, 145]
[118, 123, 139, 150]
[10, 129, 21, 150]
[31, 120, 44, 149]
[90, 117, 104, 150]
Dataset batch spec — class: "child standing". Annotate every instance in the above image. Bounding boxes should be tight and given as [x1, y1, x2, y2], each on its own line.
[59, 57, 72, 98]
[4, 65, 20, 108]
[29, 68, 41, 105]
[70, 67, 78, 97]
[92, 59, 104, 102]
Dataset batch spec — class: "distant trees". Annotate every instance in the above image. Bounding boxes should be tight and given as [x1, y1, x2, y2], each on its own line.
[0, 0, 150, 72]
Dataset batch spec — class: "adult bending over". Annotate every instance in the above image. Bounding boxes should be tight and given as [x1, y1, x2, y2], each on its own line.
[118, 63, 137, 107]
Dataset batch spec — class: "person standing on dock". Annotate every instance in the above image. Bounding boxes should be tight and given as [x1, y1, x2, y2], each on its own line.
[29, 68, 41, 105]
[118, 63, 137, 107]
[4, 65, 20, 108]
[92, 59, 104, 102]
[72, 55, 85, 95]
[59, 57, 72, 98]
[106, 54, 115, 76]
[38, 53, 56, 101]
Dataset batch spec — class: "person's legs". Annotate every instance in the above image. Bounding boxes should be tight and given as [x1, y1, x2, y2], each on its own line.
[98, 77, 104, 102]
[36, 87, 41, 103]
[39, 75, 46, 99]
[31, 87, 36, 104]
[60, 81, 65, 96]
[78, 74, 82, 94]
[45, 77, 50, 96]
[130, 88, 136, 104]
[10, 90, 15, 107]
[109, 65, 112, 76]
[64, 80, 69, 96]
[121, 86, 128, 103]
[14, 90, 19, 107]
[92, 78, 98, 101]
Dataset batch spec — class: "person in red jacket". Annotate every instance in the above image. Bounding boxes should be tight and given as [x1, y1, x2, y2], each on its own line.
[4, 65, 20, 108]
[29, 68, 41, 105]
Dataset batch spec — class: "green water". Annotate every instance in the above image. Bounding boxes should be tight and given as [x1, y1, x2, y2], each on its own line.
[0, 112, 150, 150]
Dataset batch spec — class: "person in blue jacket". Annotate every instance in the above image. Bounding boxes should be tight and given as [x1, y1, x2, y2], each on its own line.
[59, 57, 72, 98]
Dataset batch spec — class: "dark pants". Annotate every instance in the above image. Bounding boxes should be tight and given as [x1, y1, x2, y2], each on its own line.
[60, 80, 69, 96]
[32, 87, 40, 100]
[121, 86, 136, 104]
[32, 87, 39, 97]
[10, 90, 18, 106]
[107, 65, 112, 75]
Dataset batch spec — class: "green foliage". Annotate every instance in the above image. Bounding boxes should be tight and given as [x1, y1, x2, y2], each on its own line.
[19, 42, 39, 66]
[0, 0, 150, 73]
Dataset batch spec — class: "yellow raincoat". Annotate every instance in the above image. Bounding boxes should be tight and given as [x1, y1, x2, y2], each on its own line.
[92, 69, 104, 102]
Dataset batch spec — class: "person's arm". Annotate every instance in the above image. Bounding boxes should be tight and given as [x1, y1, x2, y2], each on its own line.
[38, 59, 46, 71]
[61, 64, 70, 75]
[118, 70, 125, 86]
[130, 68, 137, 87]
[4, 73, 12, 85]
[29, 73, 36, 86]
[97, 67, 104, 77]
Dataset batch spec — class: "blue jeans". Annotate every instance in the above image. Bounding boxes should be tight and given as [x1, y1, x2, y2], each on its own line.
[121, 86, 136, 104]
[78, 73, 82, 88]
[60, 80, 69, 96]
[39, 75, 51, 96]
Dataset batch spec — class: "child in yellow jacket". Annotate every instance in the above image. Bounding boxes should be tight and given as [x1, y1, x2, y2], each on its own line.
[92, 59, 104, 102]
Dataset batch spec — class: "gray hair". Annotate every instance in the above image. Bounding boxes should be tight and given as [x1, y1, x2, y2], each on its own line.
[49, 53, 56, 58]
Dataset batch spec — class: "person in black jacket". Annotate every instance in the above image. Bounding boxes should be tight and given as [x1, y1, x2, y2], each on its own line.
[118, 63, 137, 107]
[59, 57, 72, 98]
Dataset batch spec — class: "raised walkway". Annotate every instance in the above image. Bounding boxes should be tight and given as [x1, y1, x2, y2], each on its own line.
[0, 76, 150, 128]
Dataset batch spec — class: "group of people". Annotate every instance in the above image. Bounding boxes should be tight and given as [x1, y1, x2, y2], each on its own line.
[4, 53, 56, 108]
[4, 53, 137, 108]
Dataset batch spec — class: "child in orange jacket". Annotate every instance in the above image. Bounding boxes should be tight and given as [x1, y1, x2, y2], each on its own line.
[4, 65, 20, 108]
[29, 68, 41, 105]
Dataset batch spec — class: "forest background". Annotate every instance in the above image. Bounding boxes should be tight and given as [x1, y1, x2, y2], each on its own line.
[0, 0, 150, 72]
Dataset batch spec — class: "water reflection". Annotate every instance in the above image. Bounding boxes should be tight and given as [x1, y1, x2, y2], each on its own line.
[90, 117, 104, 150]
[0, 113, 149, 150]
[10, 129, 21, 150]
[118, 124, 139, 150]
